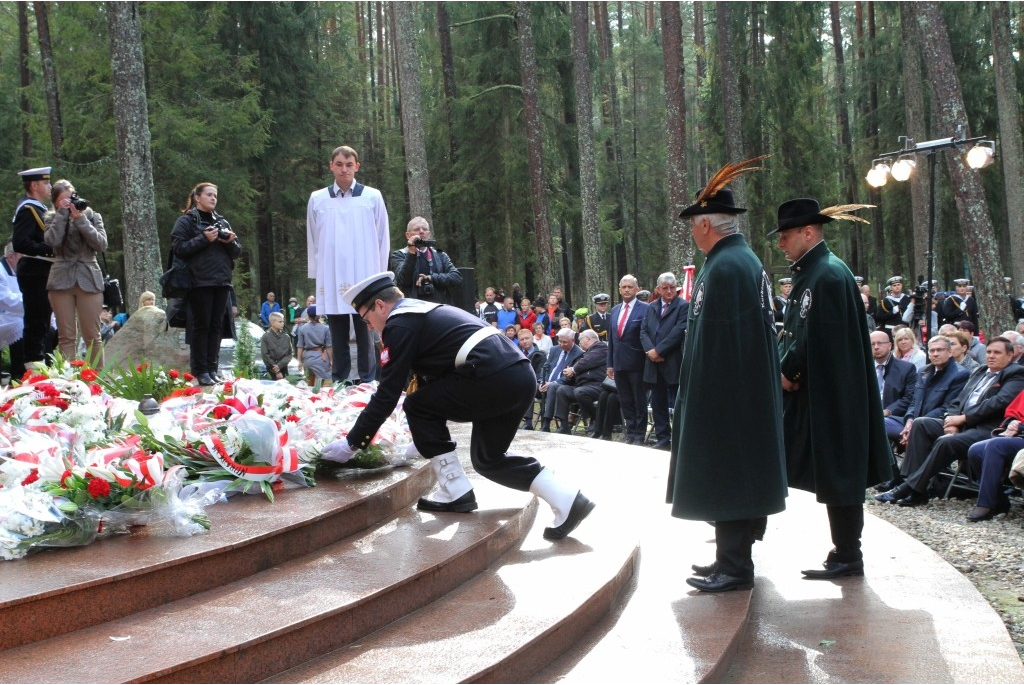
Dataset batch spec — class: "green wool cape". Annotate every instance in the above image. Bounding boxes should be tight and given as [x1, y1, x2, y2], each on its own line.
[667, 233, 788, 522]
[778, 241, 893, 505]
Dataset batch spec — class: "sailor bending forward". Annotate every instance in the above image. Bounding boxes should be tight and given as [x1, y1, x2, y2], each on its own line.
[322, 272, 594, 540]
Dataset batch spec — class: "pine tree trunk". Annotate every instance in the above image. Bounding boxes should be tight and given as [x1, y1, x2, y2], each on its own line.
[106, 1, 161, 310]
[18, 2, 31, 160]
[991, 1, 1024, 286]
[914, 1, 1006, 336]
[715, 2, 747, 238]
[829, 2, 861, 273]
[515, 1, 555, 295]
[33, 1, 62, 158]
[393, 1, 432, 223]
[594, 0, 629, 294]
[662, 1, 689, 271]
[571, 2, 604, 298]
[899, 1, 930, 285]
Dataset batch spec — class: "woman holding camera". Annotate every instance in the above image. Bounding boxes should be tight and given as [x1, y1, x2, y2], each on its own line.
[171, 182, 241, 386]
[44, 179, 108, 368]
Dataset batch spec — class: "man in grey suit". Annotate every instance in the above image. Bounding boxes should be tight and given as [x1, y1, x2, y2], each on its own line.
[877, 336, 1024, 506]
[641, 272, 689, 449]
[538, 328, 583, 432]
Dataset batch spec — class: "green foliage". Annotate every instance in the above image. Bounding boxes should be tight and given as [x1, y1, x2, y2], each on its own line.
[232, 323, 258, 379]
[99, 357, 193, 402]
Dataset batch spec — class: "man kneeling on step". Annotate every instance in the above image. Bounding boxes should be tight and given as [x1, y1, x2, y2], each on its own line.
[320, 272, 595, 541]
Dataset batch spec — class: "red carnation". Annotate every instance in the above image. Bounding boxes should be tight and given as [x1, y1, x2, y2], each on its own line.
[212, 405, 232, 420]
[61, 470, 73, 487]
[184, 372, 195, 382]
[21, 469, 39, 486]
[87, 478, 111, 498]
[309, 396, 321, 403]
[54, 399, 70, 411]
[136, 363, 148, 372]
[169, 369, 180, 379]
[285, 414, 300, 423]
[184, 386, 202, 396]
[80, 368, 98, 382]
[70, 360, 86, 368]
[38, 383, 60, 397]
[223, 382, 234, 394]
[90, 384, 103, 396]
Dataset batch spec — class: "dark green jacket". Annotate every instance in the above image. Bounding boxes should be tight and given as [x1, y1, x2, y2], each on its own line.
[667, 233, 788, 521]
[779, 241, 892, 505]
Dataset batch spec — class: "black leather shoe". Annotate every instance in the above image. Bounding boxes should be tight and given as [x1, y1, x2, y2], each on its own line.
[801, 559, 864, 579]
[210, 372, 226, 383]
[686, 571, 754, 593]
[873, 475, 904, 493]
[966, 501, 1010, 522]
[691, 561, 718, 576]
[417, 490, 479, 513]
[896, 490, 929, 507]
[543, 492, 595, 540]
[874, 482, 912, 503]
[653, 440, 671, 451]
[556, 425, 571, 435]
[197, 373, 216, 386]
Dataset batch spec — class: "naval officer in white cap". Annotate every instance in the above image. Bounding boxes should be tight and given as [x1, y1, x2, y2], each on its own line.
[321, 271, 595, 540]
[10, 167, 54, 376]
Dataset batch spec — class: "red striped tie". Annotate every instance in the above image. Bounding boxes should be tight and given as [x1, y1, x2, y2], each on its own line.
[617, 302, 629, 337]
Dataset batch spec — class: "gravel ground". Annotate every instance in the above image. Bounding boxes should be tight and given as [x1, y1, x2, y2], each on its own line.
[867, 492, 1024, 662]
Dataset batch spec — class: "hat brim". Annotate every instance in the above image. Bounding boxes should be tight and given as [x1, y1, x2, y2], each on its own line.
[767, 213, 834, 236]
[679, 202, 747, 218]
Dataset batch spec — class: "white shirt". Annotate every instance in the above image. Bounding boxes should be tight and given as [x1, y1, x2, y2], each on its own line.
[306, 180, 390, 315]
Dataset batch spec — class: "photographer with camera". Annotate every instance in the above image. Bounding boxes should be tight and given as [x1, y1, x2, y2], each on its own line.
[389, 216, 462, 305]
[43, 179, 108, 369]
[171, 182, 241, 386]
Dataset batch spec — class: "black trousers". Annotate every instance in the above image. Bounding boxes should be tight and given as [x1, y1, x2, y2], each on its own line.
[646, 377, 677, 444]
[18, 270, 53, 366]
[186, 286, 229, 375]
[614, 368, 648, 441]
[902, 417, 989, 493]
[826, 504, 864, 563]
[402, 359, 541, 492]
[327, 314, 374, 383]
[715, 517, 767, 578]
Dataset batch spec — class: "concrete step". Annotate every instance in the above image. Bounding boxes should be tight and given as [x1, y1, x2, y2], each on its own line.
[270, 487, 638, 684]
[0, 463, 432, 651]
[0, 477, 536, 683]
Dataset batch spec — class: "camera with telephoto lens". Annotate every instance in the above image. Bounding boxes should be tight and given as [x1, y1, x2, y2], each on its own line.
[413, 237, 437, 248]
[911, 284, 929, 304]
[70, 193, 90, 211]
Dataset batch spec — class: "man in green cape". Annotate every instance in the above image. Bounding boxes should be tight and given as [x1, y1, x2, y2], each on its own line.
[772, 198, 892, 579]
[667, 172, 788, 593]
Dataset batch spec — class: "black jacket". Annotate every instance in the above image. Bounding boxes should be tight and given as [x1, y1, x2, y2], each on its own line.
[389, 247, 462, 304]
[171, 209, 242, 288]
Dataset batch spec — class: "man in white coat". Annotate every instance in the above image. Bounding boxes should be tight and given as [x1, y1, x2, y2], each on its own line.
[307, 145, 390, 384]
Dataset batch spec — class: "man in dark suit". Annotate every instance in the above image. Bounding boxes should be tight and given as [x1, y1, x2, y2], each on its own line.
[877, 336, 1024, 506]
[875, 335, 970, 491]
[870, 329, 917, 442]
[607, 274, 650, 444]
[641, 272, 689, 449]
[538, 328, 583, 432]
[553, 329, 608, 433]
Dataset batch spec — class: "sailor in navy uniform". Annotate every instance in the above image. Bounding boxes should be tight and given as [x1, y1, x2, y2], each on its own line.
[578, 292, 612, 341]
[876, 276, 912, 329]
[1010, 281, 1024, 323]
[320, 272, 595, 541]
[773, 277, 792, 332]
[10, 166, 54, 374]
[941, 278, 978, 329]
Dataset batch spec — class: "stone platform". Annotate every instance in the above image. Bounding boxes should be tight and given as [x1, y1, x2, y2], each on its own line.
[0, 426, 1021, 683]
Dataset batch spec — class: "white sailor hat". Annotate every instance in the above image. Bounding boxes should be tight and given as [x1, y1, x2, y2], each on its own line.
[886, 276, 904, 286]
[854, 275, 864, 284]
[342, 271, 396, 310]
[778, 277, 792, 285]
[592, 293, 610, 304]
[953, 278, 970, 286]
[18, 166, 51, 182]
